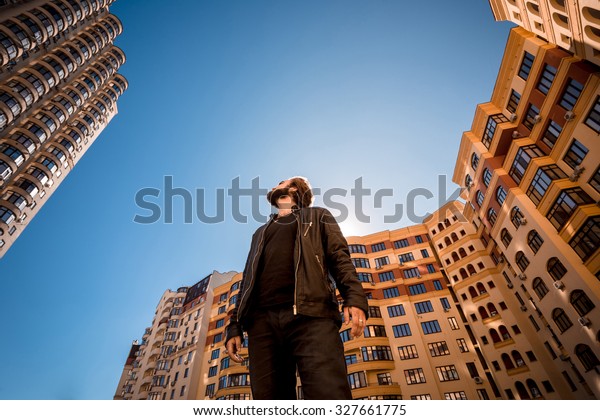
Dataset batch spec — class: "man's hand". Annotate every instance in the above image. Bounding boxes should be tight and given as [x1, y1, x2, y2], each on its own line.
[344, 306, 366, 338]
[225, 336, 244, 363]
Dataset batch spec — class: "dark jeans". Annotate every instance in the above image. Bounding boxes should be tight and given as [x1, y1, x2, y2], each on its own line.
[246, 307, 352, 400]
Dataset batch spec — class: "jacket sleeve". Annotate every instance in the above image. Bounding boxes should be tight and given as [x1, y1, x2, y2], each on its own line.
[320, 208, 369, 318]
[225, 235, 254, 343]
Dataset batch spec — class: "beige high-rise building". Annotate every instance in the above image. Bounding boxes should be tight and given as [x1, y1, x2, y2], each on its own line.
[0, 0, 127, 257]
[489, 0, 600, 67]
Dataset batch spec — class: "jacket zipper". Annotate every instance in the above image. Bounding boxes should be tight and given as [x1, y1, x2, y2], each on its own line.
[237, 218, 272, 322]
[293, 212, 303, 315]
[303, 221, 313, 236]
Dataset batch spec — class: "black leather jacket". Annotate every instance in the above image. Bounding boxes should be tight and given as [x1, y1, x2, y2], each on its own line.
[225, 206, 368, 341]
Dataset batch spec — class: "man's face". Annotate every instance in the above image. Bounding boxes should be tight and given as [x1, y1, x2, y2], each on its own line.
[267, 179, 296, 207]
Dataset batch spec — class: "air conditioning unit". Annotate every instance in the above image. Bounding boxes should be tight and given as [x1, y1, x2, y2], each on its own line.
[569, 165, 585, 182]
[399, 261, 404, 266]
[474, 376, 484, 384]
[578, 317, 591, 327]
[518, 273, 527, 280]
[443, 307, 450, 313]
[417, 274, 422, 279]
[44, 180, 53, 188]
[520, 305, 527, 312]
[553, 281, 565, 290]
[564, 111, 575, 121]
[184, 359, 189, 365]
[391, 278, 396, 283]
[512, 130, 521, 139]
[171, 381, 176, 386]
[518, 217, 527, 226]
[508, 113, 517, 122]
[498, 255, 505, 263]
[507, 282, 514, 289]
[533, 115, 542, 124]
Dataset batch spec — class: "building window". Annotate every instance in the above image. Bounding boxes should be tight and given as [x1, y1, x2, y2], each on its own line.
[532, 277, 549, 300]
[433, 280, 443, 290]
[471, 153, 479, 170]
[398, 344, 419, 360]
[371, 242, 386, 252]
[364, 325, 387, 338]
[559, 78, 584, 110]
[414, 301, 434, 314]
[476, 190, 485, 207]
[358, 272, 373, 283]
[348, 372, 368, 389]
[482, 114, 508, 149]
[570, 290, 595, 316]
[403, 268, 421, 279]
[398, 252, 414, 263]
[482, 168, 492, 187]
[509, 145, 545, 184]
[496, 186, 507, 205]
[527, 230, 544, 254]
[378, 271, 394, 283]
[569, 216, 599, 261]
[361, 346, 393, 361]
[352, 258, 370, 268]
[487, 208, 497, 226]
[448, 317, 460, 330]
[0, 206, 15, 225]
[394, 239, 409, 249]
[511, 206, 525, 228]
[377, 373, 393, 386]
[383, 287, 400, 298]
[590, 165, 600, 194]
[375, 256, 389, 268]
[541, 120, 563, 149]
[507, 89, 521, 113]
[368, 306, 381, 318]
[421, 320, 442, 335]
[524, 104, 542, 131]
[527, 165, 567, 206]
[500, 228, 512, 247]
[456, 338, 469, 353]
[575, 344, 600, 372]
[349, 244, 366, 254]
[518, 51, 535, 80]
[516, 251, 530, 272]
[387, 304, 405, 317]
[408, 283, 427, 295]
[563, 139, 588, 169]
[392, 323, 411, 338]
[585, 95, 600, 133]
[428, 341, 450, 357]
[436, 365, 460, 382]
[440, 298, 451, 310]
[205, 384, 215, 397]
[552, 308, 573, 333]
[415, 235, 424, 244]
[404, 368, 426, 385]
[536, 64, 557, 94]
[345, 354, 358, 365]
[546, 188, 593, 231]
[340, 329, 352, 343]
[421, 249, 430, 258]
[208, 366, 218, 378]
[427, 264, 436, 274]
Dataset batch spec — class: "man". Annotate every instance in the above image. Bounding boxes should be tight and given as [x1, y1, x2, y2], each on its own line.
[225, 176, 368, 400]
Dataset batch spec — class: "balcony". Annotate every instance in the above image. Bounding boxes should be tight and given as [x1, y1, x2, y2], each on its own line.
[351, 382, 402, 400]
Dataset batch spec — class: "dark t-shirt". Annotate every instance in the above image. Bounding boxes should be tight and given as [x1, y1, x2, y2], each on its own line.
[253, 213, 298, 309]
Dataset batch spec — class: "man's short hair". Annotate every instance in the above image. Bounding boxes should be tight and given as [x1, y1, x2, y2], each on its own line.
[289, 176, 314, 208]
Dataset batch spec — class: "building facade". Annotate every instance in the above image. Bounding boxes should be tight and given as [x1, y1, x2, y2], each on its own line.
[0, 0, 127, 257]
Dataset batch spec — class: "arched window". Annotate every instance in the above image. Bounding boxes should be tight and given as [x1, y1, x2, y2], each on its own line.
[481, 168, 492, 188]
[488, 208, 497, 226]
[490, 328, 501, 343]
[460, 268, 469, 280]
[552, 308, 573, 333]
[499, 325, 511, 340]
[444, 219, 451, 228]
[496, 186, 507, 205]
[459, 248, 467, 258]
[575, 344, 600, 372]
[487, 303, 498, 316]
[438, 222, 444, 232]
[451, 252, 459, 262]
[526, 379, 542, 399]
[501, 353, 515, 370]
[527, 230, 544, 254]
[451, 232, 459, 242]
[465, 174, 473, 189]
[547, 257, 567, 280]
[515, 381, 531, 400]
[477, 282, 487, 295]
[516, 251, 530, 271]
[468, 286, 478, 298]
[500, 228, 512, 247]
[468, 265, 477, 276]
[532, 277, 549, 300]
[476, 190, 485, 206]
[479, 306, 489, 319]
[471, 153, 479, 170]
[570, 290, 596, 316]
[511, 206, 525, 228]
[512, 350, 526, 367]
[444, 237, 452, 246]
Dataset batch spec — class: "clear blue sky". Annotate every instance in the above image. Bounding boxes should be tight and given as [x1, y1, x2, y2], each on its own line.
[0, 0, 513, 399]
